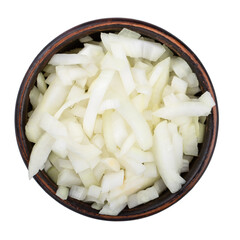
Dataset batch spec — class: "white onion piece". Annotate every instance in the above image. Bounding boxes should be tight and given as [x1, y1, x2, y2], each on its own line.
[180, 123, 198, 156]
[171, 57, 192, 78]
[143, 163, 159, 178]
[128, 186, 158, 208]
[26, 77, 71, 143]
[131, 94, 149, 113]
[52, 138, 68, 158]
[82, 62, 99, 77]
[70, 104, 86, 118]
[131, 67, 148, 85]
[45, 72, 56, 85]
[54, 93, 89, 119]
[44, 160, 52, 172]
[63, 119, 85, 144]
[29, 86, 41, 109]
[56, 65, 88, 86]
[100, 52, 120, 70]
[176, 92, 190, 102]
[120, 157, 145, 175]
[79, 168, 98, 188]
[83, 70, 115, 138]
[102, 110, 117, 153]
[168, 123, 184, 170]
[49, 53, 90, 66]
[183, 72, 199, 88]
[118, 133, 136, 157]
[57, 169, 82, 187]
[49, 155, 67, 172]
[153, 101, 212, 120]
[109, 195, 128, 210]
[158, 44, 174, 62]
[98, 99, 120, 113]
[125, 147, 154, 164]
[56, 186, 69, 200]
[199, 91, 215, 108]
[37, 72, 47, 94]
[197, 122, 205, 143]
[101, 33, 165, 61]
[111, 43, 135, 95]
[99, 202, 127, 216]
[91, 202, 104, 210]
[47, 166, 59, 183]
[68, 152, 90, 173]
[116, 100, 152, 151]
[43, 65, 55, 74]
[67, 85, 85, 100]
[111, 111, 129, 148]
[149, 57, 170, 87]
[134, 60, 152, 72]
[79, 36, 93, 43]
[102, 158, 120, 172]
[57, 159, 73, 170]
[39, 112, 68, 138]
[108, 175, 157, 201]
[149, 57, 170, 109]
[135, 84, 152, 95]
[171, 76, 188, 94]
[92, 118, 102, 134]
[180, 159, 190, 173]
[153, 121, 185, 193]
[69, 185, 87, 200]
[28, 133, 55, 179]
[66, 139, 101, 160]
[87, 185, 102, 199]
[101, 170, 124, 193]
[93, 163, 106, 182]
[153, 179, 166, 195]
[118, 28, 141, 39]
[79, 43, 104, 64]
[91, 134, 104, 149]
[163, 93, 180, 107]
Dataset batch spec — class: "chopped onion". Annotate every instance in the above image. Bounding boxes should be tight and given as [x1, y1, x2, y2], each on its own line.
[101, 170, 124, 193]
[87, 185, 102, 199]
[153, 101, 212, 120]
[57, 169, 82, 187]
[56, 186, 69, 200]
[69, 185, 87, 200]
[83, 70, 115, 138]
[26, 77, 71, 143]
[116, 100, 153, 151]
[153, 121, 185, 193]
[79, 168, 98, 188]
[29, 86, 41, 109]
[37, 72, 47, 94]
[28, 133, 55, 179]
[26, 28, 215, 216]
[128, 186, 158, 209]
[49, 53, 90, 66]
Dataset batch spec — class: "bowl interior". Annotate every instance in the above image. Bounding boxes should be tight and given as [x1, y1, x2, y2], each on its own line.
[15, 18, 218, 220]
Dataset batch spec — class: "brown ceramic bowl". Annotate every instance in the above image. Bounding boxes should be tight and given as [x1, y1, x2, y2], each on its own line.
[15, 18, 218, 221]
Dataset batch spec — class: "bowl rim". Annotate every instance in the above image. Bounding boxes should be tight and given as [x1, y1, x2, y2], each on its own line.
[15, 17, 219, 221]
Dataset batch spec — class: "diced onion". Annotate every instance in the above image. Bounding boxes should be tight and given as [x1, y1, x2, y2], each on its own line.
[26, 28, 215, 216]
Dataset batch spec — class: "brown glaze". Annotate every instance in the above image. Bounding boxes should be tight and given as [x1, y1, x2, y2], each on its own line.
[15, 18, 218, 221]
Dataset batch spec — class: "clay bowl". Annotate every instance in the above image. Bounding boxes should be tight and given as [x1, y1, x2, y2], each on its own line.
[15, 18, 218, 221]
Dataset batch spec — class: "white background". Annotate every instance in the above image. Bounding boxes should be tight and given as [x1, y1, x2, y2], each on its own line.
[1, 0, 239, 239]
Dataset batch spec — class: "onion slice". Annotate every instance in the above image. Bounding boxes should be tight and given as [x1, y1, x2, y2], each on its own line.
[28, 133, 55, 179]
[83, 70, 115, 138]
[116, 100, 152, 151]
